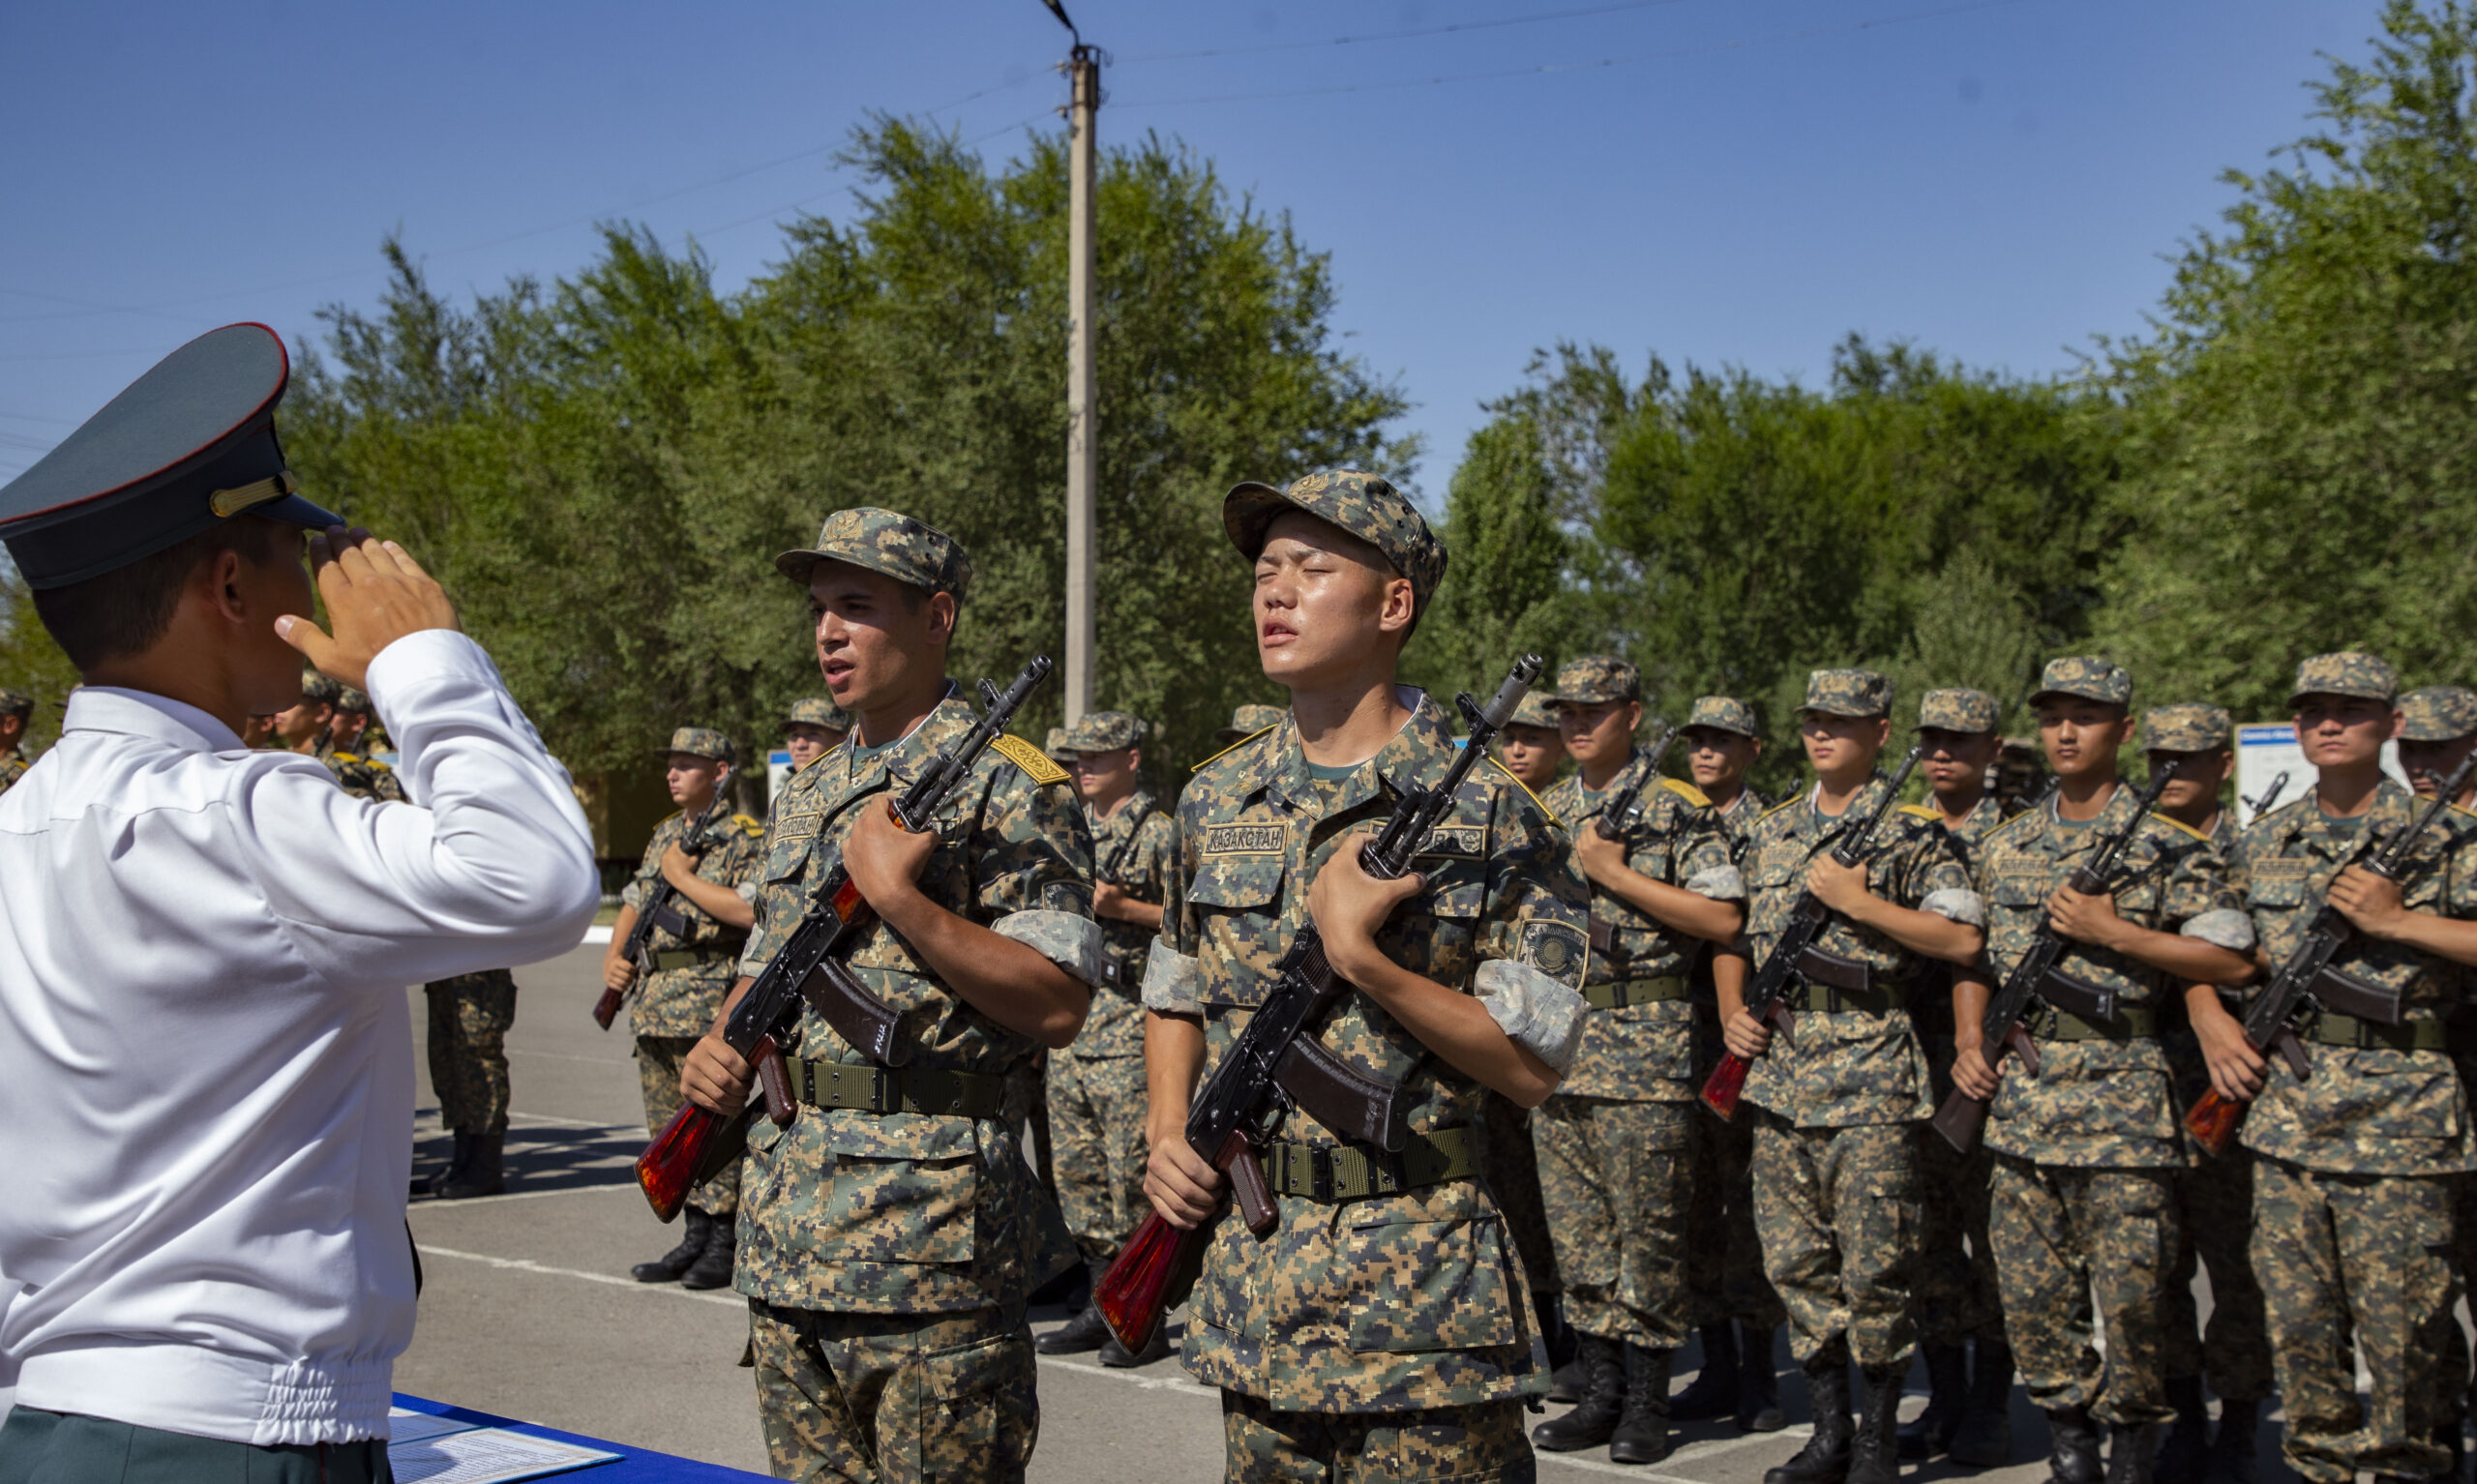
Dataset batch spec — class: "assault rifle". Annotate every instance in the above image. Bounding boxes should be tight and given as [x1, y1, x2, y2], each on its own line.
[1699, 746, 1925, 1120]
[2244, 770, 2291, 819]
[594, 788, 732, 1030]
[1097, 804, 1151, 885]
[634, 658, 1055, 1222]
[2186, 750, 2477, 1157]
[1929, 762, 2182, 1154]
[1091, 655, 1544, 1353]
[1585, 724, 1679, 961]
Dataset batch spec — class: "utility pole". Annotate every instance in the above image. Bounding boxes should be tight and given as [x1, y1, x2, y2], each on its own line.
[1043, 0, 1099, 723]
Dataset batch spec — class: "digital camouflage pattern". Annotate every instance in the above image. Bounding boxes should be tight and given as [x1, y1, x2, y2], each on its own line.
[660, 725, 735, 763]
[1749, 1117, 1919, 1367]
[624, 807, 765, 1038]
[1688, 778, 1782, 1330]
[1060, 710, 1145, 753]
[736, 686, 1092, 1317]
[426, 970, 516, 1133]
[1220, 1391, 1532, 1483]
[1550, 654, 1640, 706]
[1471, 1089, 1559, 1300]
[1044, 726, 1072, 761]
[2401, 685, 2477, 741]
[786, 697, 852, 733]
[1083, 789, 1175, 1035]
[0, 752, 28, 794]
[1223, 470, 1447, 616]
[1986, 1158, 2179, 1425]
[0, 687, 31, 719]
[1505, 694, 1558, 731]
[2287, 648, 2399, 705]
[1686, 695, 1759, 737]
[1910, 793, 2009, 1351]
[298, 668, 341, 706]
[2142, 703, 2232, 753]
[1215, 704, 1288, 746]
[324, 750, 406, 803]
[2029, 655, 2132, 707]
[1149, 694, 1590, 1411]
[1801, 668, 1893, 717]
[776, 506, 974, 601]
[749, 1299, 1037, 1483]
[1915, 687, 1998, 733]
[639, 1034, 740, 1216]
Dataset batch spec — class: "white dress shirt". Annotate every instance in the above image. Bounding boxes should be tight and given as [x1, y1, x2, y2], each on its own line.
[0, 629, 600, 1445]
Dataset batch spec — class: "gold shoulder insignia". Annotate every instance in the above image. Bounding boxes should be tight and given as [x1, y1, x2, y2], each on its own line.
[2453, 803, 2477, 819]
[990, 733, 1071, 787]
[332, 752, 361, 764]
[1659, 777, 1712, 809]
[1987, 809, 2041, 841]
[1897, 803, 1942, 820]
[1758, 796, 1804, 821]
[2147, 812, 2209, 844]
[1484, 755, 1561, 829]
[732, 813, 765, 836]
[1192, 724, 1278, 774]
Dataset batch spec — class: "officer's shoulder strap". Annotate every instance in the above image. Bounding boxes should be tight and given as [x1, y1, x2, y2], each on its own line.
[2147, 811, 2209, 844]
[730, 812, 764, 836]
[989, 733, 1071, 787]
[1896, 803, 1941, 821]
[2449, 801, 2477, 822]
[1985, 807, 2042, 843]
[1192, 724, 1278, 774]
[1484, 755, 1561, 829]
[1757, 795, 1804, 822]
[1659, 777, 1712, 809]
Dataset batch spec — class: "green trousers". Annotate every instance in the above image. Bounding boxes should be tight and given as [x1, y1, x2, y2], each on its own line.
[0, 1408, 391, 1484]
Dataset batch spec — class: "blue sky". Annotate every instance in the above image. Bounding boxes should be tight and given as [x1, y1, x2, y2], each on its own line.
[0, 0, 2380, 502]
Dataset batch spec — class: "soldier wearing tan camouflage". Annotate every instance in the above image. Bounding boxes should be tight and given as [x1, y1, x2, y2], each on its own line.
[1495, 692, 1565, 791]
[1951, 664, 2255, 1484]
[324, 686, 405, 803]
[782, 697, 850, 773]
[1142, 471, 1591, 1481]
[0, 688, 34, 794]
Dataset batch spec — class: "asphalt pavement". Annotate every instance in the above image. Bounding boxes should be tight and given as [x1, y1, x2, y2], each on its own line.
[400, 939, 2301, 1482]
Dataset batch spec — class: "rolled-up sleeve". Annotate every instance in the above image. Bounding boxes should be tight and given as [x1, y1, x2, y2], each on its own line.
[994, 908, 1106, 988]
[2182, 907, 2255, 952]
[1921, 887, 1985, 927]
[1476, 958, 1588, 1074]
[1142, 938, 1203, 1015]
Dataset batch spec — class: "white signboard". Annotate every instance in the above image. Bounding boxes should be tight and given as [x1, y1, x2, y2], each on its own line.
[2233, 723, 2409, 827]
[768, 748, 793, 805]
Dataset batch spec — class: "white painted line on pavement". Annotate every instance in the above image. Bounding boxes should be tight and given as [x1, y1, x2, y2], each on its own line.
[1034, 1352, 1219, 1397]
[410, 1182, 640, 1208]
[418, 1243, 745, 1309]
[583, 925, 614, 945]
[508, 1047, 633, 1066]
[1531, 1423, 1814, 1482]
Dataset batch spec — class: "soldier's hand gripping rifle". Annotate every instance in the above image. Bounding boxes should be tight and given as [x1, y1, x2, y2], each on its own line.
[2185, 750, 2477, 1157]
[594, 789, 732, 1031]
[633, 658, 1055, 1222]
[1699, 746, 1925, 1120]
[1584, 724, 1679, 959]
[1929, 761, 2182, 1154]
[1091, 655, 1545, 1354]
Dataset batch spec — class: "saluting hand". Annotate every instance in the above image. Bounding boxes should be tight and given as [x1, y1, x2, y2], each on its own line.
[274, 527, 460, 692]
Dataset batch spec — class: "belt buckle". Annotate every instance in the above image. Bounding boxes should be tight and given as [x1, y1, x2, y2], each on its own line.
[1308, 1147, 1334, 1203]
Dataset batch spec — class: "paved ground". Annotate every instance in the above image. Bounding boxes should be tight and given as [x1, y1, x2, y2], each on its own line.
[402, 940, 2310, 1482]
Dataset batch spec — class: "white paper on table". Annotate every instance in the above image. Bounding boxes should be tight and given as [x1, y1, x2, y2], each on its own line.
[386, 1408, 487, 1443]
[386, 1425, 620, 1483]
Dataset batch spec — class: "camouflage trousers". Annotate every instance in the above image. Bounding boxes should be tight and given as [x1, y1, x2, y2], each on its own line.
[1910, 1037, 2002, 1349]
[1045, 1050, 1149, 1264]
[1986, 1156, 2177, 1426]
[424, 969, 515, 1134]
[1748, 1114, 1918, 1369]
[2158, 1146, 2271, 1401]
[1473, 1089, 1559, 1299]
[2253, 1158, 2462, 1484]
[1220, 1391, 1535, 1483]
[750, 1299, 1038, 1484]
[1533, 1095, 1689, 1350]
[1687, 1020, 1784, 1328]
[637, 1034, 740, 1218]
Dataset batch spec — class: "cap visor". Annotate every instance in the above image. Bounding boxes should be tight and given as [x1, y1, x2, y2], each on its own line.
[257, 493, 345, 529]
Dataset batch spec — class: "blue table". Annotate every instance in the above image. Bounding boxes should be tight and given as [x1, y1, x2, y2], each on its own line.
[392, 1394, 773, 1482]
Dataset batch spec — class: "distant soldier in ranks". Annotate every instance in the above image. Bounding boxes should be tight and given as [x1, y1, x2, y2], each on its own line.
[1716, 668, 1985, 1484]
[1495, 692, 1566, 789]
[324, 685, 405, 802]
[2215, 653, 2477, 1484]
[1529, 657, 1746, 1464]
[1678, 696, 1791, 1436]
[0, 688, 34, 793]
[2142, 703, 2273, 1484]
[784, 697, 851, 772]
[414, 968, 521, 1199]
[680, 508, 1096, 1482]
[1952, 662, 2255, 1484]
[1902, 688, 2017, 1468]
[605, 727, 763, 1289]
[1214, 703, 1286, 748]
[1993, 742, 2047, 816]
[1142, 472, 1589, 1481]
[269, 667, 339, 757]
[1037, 709, 1177, 1367]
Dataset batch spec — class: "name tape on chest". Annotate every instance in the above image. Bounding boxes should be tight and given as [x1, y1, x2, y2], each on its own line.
[1413, 826, 1485, 860]
[1205, 823, 1287, 855]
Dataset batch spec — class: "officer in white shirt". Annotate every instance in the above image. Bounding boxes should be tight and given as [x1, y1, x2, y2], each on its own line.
[0, 325, 602, 1482]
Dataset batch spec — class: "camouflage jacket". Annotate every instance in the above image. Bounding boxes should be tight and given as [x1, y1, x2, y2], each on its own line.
[737, 689, 1097, 1314]
[1911, 796, 2008, 1043]
[621, 807, 765, 1038]
[0, 751, 24, 795]
[1542, 755, 1740, 1102]
[1146, 692, 1590, 1411]
[1976, 787, 2249, 1169]
[1076, 789, 1174, 1059]
[1738, 775, 1980, 1128]
[2234, 782, 2477, 1176]
[1712, 785, 1771, 861]
[323, 750, 406, 804]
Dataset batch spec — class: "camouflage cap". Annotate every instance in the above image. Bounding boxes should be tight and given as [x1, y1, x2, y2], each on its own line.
[0, 688, 31, 721]
[1214, 704, 1286, 745]
[776, 506, 972, 602]
[2400, 685, 2477, 742]
[1803, 668, 1894, 718]
[784, 697, 851, 733]
[1223, 470, 1446, 618]
[2289, 650, 2399, 708]
[298, 669, 341, 706]
[1684, 696, 1760, 738]
[659, 726, 736, 765]
[1507, 694, 1561, 731]
[1553, 656, 1641, 706]
[1044, 726, 1074, 761]
[1062, 710, 1146, 753]
[1916, 687, 1999, 734]
[332, 686, 373, 716]
[2142, 703, 2232, 753]
[2030, 656, 2133, 709]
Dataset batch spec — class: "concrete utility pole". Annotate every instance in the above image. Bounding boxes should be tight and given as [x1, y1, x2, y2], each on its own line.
[1043, 0, 1099, 723]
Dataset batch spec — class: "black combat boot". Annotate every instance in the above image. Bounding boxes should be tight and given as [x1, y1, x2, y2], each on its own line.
[434, 1129, 504, 1199]
[1550, 1340, 1589, 1406]
[2045, 1408, 2104, 1484]
[1763, 1354, 1854, 1484]
[411, 1131, 470, 1199]
[1535, 1334, 1627, 1452]
[1672, 1322, 1740, 1421]
[2154, 1378, 2210, 1484]
[1610, 1346, 1674, 1464]
[1098, 1318, 1174, 1368]
[1849, 1365, 1906, 1484]
[1538, 1291, 1577, 1371]
[2197, 1398, 2256, 1484]
[679, 1207, 737, 1290]
[1948, 1340, 2016, 1467]
[1898, 1345, 1969, 1460]
[1740, 1322, 1788, 1433]
[631, 1207, 711, 1283]
[1039, 1260, 1114, 1355]
[2430, 1423, 2465, 1484]
[2104, 1424, 2158, 1484]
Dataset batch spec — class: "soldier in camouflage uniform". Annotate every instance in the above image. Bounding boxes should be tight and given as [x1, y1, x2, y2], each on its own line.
[2219, 654, 2477, 1484]
[1036, 709, 1179, 1367]
[1214, 703, 1286, 749]
[1678, 696, 1791, 1434]
[1494, 692, 1566, 791]
[1524, 657, 1746, 1464]
[1715, 668, 1986, 1484]
[675, 507, 1096, 1483]
[1950, 663, 2256, 1484]
[2140, 703, 2274, 1484]
[1141, 471, 1590, 1482]
[1902, 688, 2017, 1468]
[324, 686, 406, 803]
[783, 697, 851, 775]
[604, 726, 765, 1289]
[0, 688, 34, 794]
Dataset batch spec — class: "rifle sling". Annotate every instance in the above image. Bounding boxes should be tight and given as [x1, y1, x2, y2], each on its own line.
[2306, 1013, 2447, 1054]
[1257, 1125, 1477, 1203]
[2027, 1003, 2159, 1042]
[788, 1057, 1006, 1118]
[1583, 975, 1687, 1011]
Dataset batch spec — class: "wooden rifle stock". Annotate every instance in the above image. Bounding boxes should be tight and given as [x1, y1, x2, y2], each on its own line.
[1093, 1128, 1273, 1353]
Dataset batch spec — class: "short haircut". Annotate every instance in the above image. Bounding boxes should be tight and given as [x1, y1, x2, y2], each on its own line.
[30, 516, 293, 673]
